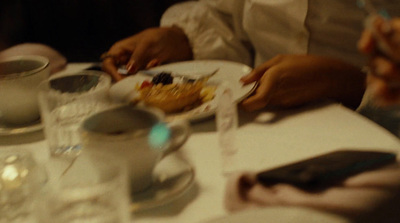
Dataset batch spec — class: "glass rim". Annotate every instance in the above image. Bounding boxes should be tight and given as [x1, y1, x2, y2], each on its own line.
[38, 70, 111, 94]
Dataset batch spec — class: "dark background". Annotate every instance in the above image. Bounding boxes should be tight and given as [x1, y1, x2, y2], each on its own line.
[0, 0, 186, 62]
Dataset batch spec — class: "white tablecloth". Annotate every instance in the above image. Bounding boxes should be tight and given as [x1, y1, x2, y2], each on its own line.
[1, 63, 400, 223]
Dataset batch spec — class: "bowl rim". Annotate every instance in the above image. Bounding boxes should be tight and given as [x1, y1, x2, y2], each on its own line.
[0, 55, 50, 79]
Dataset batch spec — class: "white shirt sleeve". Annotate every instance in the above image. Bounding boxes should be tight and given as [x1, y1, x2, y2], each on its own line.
[160, 1, 253, 66]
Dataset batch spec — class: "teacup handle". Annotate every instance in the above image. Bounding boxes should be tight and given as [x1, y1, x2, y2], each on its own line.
[162, 120, 191, 157]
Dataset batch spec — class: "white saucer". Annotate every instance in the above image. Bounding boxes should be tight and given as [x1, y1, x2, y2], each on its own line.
[130, 154, 195, 212]
[0, 119, 42, 136]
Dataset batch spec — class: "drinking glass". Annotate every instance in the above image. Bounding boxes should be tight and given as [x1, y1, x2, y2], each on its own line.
[43, 152, 131, 223]
[216, 82, 239, 175]
[38, 71, 111, 157]
[0, 150, 47, 223]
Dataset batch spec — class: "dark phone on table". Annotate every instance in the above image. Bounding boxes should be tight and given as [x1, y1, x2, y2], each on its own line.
[256, 150, 397, 190]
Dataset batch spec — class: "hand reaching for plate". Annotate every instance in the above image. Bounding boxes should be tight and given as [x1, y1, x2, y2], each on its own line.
[101, 27, 193, 81]
[240, 55, 365, 111]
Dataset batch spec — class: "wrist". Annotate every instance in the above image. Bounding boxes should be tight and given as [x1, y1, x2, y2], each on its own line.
[328, 66, 367, 109]
[170, 25, 193, 60]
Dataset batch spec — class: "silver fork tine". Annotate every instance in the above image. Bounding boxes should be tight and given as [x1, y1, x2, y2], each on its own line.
[180, 68, 219, 83]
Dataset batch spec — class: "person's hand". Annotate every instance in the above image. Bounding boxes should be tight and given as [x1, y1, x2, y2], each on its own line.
[359, 17, 400, 62]
[358, 17, 400, 106]
[101, 26, 193, 81]
[240, 55, 365, 111]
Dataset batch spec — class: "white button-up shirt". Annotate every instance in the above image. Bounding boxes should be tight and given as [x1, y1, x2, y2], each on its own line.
[161, 0, 400, 68]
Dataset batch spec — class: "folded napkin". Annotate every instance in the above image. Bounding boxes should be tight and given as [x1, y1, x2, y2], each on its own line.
[224, 163, 400, 220]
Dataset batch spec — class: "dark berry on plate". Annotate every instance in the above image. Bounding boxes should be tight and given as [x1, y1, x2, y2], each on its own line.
[152, 72, 173, 85]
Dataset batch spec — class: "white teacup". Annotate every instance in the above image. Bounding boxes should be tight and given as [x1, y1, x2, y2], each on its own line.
[0, 55, 50, 125]
[80, 105, 191, 193]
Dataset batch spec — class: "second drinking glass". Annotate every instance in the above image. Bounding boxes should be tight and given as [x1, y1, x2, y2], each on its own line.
[38, 71, 112, 157]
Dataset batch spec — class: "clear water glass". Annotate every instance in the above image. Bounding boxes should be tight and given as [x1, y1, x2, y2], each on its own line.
[38, 71, 111, 157]
[44, 152, 131, 223]
[216, 82, 239, 174]
[0, 150, 47, 223]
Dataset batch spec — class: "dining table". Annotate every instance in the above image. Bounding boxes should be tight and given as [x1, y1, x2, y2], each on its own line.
[1, 62, 400, 223]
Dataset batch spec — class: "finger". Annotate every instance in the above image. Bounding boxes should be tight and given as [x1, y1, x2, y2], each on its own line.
[358, 30, 376, 54]
[371, 57, 400, 79]
[386, 20, 400, 60]
[240, 58, 280, 84]
[106, 40, 136, 72]
[102, 58, 123, 81]
[369, 76, 400, 106]
[107, 43, 133, 64]
[390, 19, 400, 43]
[127, 42, 153, 73]
[372, 18, 400, 62]
[240, 69, 264, 85]
[146, 58, 161, 69]
[391, 18, 400, 30]
[241, 74, 276, 111]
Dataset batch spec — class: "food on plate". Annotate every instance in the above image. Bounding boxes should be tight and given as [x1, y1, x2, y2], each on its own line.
[136, 72, 215, 113]
[151, 72, 173, 85]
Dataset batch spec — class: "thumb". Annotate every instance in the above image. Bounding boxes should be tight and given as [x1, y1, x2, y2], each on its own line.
[240, 59, 277, 84]
[102, 58, 124, 82]
[240, 69, 264, 85]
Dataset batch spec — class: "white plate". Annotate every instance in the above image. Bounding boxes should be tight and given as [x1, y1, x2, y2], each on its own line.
[0, 119, 42, 136]
[109, 60, 256, 122]
[205, 207, 349, 223]
[130, 153, 195, 212]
